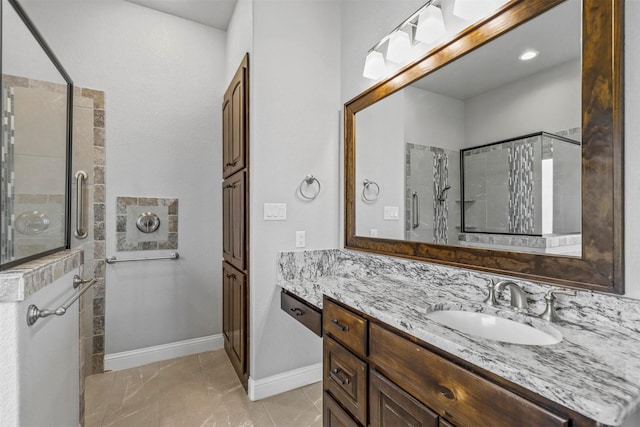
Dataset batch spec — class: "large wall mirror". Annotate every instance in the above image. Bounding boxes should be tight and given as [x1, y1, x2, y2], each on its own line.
[345, 0, 623, 293]
[1, 0, 73, 269]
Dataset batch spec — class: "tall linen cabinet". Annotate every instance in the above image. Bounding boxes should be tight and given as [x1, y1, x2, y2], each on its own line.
[222, 54, 249, 388]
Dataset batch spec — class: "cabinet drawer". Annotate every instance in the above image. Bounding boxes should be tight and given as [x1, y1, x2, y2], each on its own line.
[280, 291, 322, 337]
[323, 299, 367, 357]
[369, 324, 569, 427]
[323, 392, 360, 427]
[324, 336, 367, 425]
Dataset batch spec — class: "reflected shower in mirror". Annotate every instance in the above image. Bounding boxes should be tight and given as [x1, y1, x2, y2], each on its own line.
[354, 0, 581, 256]
[1, 0, 73, 269]
[460, 132, 581, 255]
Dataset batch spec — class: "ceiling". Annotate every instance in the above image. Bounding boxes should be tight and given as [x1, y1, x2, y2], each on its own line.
[125, 0, 237, 30]
[412, 0, 581, 100]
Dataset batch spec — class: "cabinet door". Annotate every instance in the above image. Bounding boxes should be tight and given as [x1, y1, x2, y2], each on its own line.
[223, 262, 247, 378]
[222, 171, 246, 271]
[370, 370, 438, 427]
[323, 392, 359, 427]
[222, 262, 232, 342]
[222, 55, 247, 178]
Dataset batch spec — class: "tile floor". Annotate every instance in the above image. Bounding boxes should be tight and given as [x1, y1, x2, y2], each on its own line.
[84, 350, 322, 427]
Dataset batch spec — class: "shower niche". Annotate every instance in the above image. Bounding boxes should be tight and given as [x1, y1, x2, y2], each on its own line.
[1, 0, 73, 269]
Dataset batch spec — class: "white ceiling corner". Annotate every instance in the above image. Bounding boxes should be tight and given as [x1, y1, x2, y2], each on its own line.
[125, 0, 237, 30]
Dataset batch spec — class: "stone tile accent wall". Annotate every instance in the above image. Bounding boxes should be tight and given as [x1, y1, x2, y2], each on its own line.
[116, 197, 178, 251]
[73, 86, 106, 426]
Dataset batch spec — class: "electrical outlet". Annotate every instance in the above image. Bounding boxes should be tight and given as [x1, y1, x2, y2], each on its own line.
[370, 229, 378, 237]
[296, 231, 306, 248]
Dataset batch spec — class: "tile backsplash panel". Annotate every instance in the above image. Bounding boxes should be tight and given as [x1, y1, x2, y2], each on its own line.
[116, 197, 178, 251]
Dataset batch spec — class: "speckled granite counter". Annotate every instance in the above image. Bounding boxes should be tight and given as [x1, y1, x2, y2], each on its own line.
[277, 249, 640, 426]
[0, 249, 83, 302]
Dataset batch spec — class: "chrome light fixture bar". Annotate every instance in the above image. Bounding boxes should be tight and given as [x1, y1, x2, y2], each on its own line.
[362, 0, 510, 80]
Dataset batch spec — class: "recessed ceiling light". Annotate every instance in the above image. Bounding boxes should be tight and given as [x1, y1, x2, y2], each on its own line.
[519, 50, 539, 61]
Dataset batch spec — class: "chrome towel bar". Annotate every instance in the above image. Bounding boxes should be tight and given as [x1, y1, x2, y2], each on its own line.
[105, 252, 179, 264]
[27, 275, 96, 326]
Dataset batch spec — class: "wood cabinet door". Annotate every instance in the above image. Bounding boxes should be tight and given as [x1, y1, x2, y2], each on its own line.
[222, 55, 247, 178]
[323, 392, 359, 427]
[370, 369, 439, 427]
[223, 261, 247, 378]
[222, 171, 246, 271]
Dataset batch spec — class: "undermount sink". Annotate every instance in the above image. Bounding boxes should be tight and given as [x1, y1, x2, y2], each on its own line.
[427, 310, 562, 346]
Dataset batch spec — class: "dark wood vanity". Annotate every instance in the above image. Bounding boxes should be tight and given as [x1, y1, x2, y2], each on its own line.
[281, 292, 599, 427]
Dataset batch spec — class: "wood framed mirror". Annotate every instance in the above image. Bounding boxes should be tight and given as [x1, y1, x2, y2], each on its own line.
[345, 0, 623, 293]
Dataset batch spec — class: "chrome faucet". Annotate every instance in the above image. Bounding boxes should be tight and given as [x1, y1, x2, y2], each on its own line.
[483, 280, 528, 310]
[539, 289, 576, 322]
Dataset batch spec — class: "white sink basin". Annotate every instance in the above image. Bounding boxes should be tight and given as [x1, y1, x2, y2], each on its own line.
[427, 310, 561, 345]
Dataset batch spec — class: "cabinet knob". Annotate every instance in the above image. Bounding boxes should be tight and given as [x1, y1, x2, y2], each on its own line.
[290, 307, 304, 317]
[439, 385, 455, 400]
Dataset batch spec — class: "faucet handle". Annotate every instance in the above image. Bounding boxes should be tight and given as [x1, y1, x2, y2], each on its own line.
[539, 288, 576, 322]
[482, 280, 498, 306]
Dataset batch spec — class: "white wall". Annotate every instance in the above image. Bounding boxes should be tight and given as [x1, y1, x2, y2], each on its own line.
[226, 0, 253, 83]
[464, 59, 581, 147]
[249, 0, 341, 380]
[20, 0, 228, 353]
[0, 269, 80, 426]
[624, 1, 640, 299]
[355, 91, 404, 239]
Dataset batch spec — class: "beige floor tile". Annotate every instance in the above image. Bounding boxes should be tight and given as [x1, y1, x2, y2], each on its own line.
[85, 350, 321, 427]
[209, 387, 276, 427]
[302, 382, 323, 412]
[262, 388, 322, 427]
[85, 370, 116, 425]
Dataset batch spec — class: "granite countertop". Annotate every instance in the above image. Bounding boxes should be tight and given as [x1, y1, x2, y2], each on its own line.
[277, 249, 640, 426]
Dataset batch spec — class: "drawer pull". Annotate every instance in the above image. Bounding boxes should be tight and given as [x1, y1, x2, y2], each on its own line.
[330, 368, 350, 385]
[439, 386, 455, 400]
[290, 307, 304, 316]
[330, 319, 349, 332]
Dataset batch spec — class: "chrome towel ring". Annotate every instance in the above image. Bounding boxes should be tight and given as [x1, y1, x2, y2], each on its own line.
[362, 179, 380, 202]
[299, 175, 321, 200]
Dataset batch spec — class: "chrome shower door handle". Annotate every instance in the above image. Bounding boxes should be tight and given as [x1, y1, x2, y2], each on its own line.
[74, 170, 88, 239]
[412, 191, 419, 229]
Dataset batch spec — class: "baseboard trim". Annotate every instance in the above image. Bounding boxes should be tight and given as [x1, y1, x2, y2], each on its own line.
[248, 362, 322, 401]
[104, 334, 224, 371]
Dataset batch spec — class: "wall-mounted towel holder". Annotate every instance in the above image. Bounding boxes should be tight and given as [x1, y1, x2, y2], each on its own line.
[362, 179, 380, 202]
[299, 175, 321, 200]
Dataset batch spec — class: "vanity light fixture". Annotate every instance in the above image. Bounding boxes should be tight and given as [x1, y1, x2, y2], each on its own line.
[363, 50, 387, 80]
[519, 49, 539, 61]
[415, 5, 446, 44]
[386, 30, 413, 63]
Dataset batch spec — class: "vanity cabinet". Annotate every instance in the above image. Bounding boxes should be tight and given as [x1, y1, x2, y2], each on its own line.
[281, 290, 322, 336]
[321, 297, 592, 427]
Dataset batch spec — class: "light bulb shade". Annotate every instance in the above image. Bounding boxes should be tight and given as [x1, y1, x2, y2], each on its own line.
[363, 50, 386, 80]
[386, 30, 412, 64]
[453, 0, 499, 21]
[415, 5, 446, 44]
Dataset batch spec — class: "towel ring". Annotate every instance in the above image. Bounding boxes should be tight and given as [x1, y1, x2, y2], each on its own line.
[299, 175, 321, 200]
[362, 179, 380, 202]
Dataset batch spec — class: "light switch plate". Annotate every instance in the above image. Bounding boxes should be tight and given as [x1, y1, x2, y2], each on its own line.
[264, 203, 287, 220]
[383, 206, 399, 220]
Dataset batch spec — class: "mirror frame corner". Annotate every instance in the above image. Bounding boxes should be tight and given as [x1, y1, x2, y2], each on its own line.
[345, 0, 624, 294]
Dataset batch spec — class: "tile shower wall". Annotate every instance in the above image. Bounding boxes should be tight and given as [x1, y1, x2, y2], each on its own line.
[405, 144, 460, 245]
[72, 86, 106, 423]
